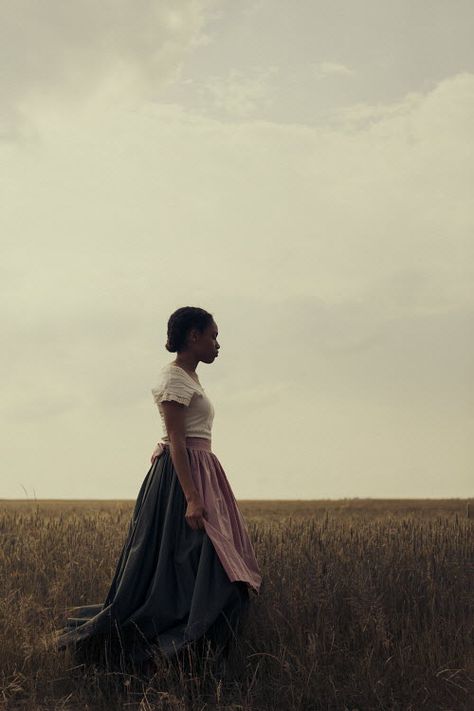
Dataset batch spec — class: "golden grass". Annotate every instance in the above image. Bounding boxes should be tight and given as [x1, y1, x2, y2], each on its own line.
[0, 498, 472, 710]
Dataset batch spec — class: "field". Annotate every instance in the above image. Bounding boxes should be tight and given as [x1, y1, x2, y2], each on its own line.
[0, 498, 472, 710]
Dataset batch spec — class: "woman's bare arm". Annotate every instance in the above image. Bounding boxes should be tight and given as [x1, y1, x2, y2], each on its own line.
[160, 400, 207, 529]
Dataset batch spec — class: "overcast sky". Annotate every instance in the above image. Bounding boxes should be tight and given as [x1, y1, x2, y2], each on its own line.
[1, 0, 472, 500]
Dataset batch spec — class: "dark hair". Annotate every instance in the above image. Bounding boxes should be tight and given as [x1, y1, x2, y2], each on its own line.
[165, 307, 214, 353]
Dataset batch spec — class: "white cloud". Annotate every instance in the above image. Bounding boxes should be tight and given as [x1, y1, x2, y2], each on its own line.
[0, 0, 218, 139]
[241, 0, 268, 19]
[0, 69, 472, 497]
[313, 61, 355, 78]
[196, 65, 279, 117]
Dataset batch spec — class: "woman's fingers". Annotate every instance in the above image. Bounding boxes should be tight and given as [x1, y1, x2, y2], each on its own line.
[185, 514, 205, 530]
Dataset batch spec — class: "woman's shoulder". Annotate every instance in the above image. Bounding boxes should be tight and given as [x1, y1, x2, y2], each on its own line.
[160, 362, 192, 378]
[151, 363, 202, 408]
[158, 363, 203, 391]
[158, 362, 186, 383]
[159, 362, 175, 375]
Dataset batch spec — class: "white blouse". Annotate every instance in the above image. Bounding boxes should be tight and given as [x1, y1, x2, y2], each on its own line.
[151, 363, 215, 442]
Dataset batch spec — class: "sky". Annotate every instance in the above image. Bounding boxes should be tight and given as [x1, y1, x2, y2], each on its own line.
[1, 0, 472, 500]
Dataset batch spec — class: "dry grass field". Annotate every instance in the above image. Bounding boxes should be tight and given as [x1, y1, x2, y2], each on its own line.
[0, 498, 472, 710]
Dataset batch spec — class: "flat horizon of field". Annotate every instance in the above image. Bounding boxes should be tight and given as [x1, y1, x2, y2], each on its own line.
[1, 497, 470, 502]
[1, 497, 471, 521]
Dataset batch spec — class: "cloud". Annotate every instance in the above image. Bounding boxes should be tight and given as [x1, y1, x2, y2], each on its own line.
[196, 65, 279, 117]
[0, 69, 472, 496]
[0, 0, 218, 139]
[2, 71, 472, 322]
[313, 61, 355, 78]
[241, 0, 268, 19]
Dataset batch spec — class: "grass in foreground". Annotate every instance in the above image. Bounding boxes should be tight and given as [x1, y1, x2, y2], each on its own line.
[0, 498, 472, 710]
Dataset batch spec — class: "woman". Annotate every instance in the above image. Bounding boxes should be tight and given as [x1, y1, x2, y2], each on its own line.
[54, 306, 262, 673]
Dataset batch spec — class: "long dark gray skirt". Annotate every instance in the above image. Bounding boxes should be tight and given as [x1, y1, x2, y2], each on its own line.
[54, 446, 251, 669]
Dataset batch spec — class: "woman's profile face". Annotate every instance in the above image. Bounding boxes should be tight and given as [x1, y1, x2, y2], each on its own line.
[196, 321, 220, 362]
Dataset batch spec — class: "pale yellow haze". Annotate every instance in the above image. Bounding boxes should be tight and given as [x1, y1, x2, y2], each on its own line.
[1, 1, 472, 499]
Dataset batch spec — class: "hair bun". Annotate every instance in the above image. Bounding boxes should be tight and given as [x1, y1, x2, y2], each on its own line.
[165, 307, 213, 354]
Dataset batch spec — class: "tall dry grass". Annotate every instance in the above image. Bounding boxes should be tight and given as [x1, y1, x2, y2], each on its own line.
[0, 499, 472, 710]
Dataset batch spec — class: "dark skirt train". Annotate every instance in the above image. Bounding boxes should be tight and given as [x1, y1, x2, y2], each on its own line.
[53, 438, 261, 669]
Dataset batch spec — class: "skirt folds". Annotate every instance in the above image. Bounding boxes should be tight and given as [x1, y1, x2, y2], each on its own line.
[54, 439, 258, 667]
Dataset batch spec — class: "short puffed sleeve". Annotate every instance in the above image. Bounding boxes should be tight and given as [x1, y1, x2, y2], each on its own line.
[151, 368, 196, 408]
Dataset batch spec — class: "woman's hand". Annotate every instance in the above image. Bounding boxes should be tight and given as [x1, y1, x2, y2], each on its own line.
[150, 442, 164, 464]
[185, 492, 207, 531]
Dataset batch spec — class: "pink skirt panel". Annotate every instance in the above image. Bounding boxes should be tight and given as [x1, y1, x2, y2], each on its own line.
[151, 437, 262, 595]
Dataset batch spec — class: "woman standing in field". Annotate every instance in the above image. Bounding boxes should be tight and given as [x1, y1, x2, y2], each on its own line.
[54, 306, 262, 674]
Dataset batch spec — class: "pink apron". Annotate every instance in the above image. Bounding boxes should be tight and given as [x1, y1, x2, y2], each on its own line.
[150, 436, 262, 595]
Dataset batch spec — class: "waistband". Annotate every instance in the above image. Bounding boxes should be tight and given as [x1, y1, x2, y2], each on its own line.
[164, 436, 212, 452]
[150, 437, 212, 465]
